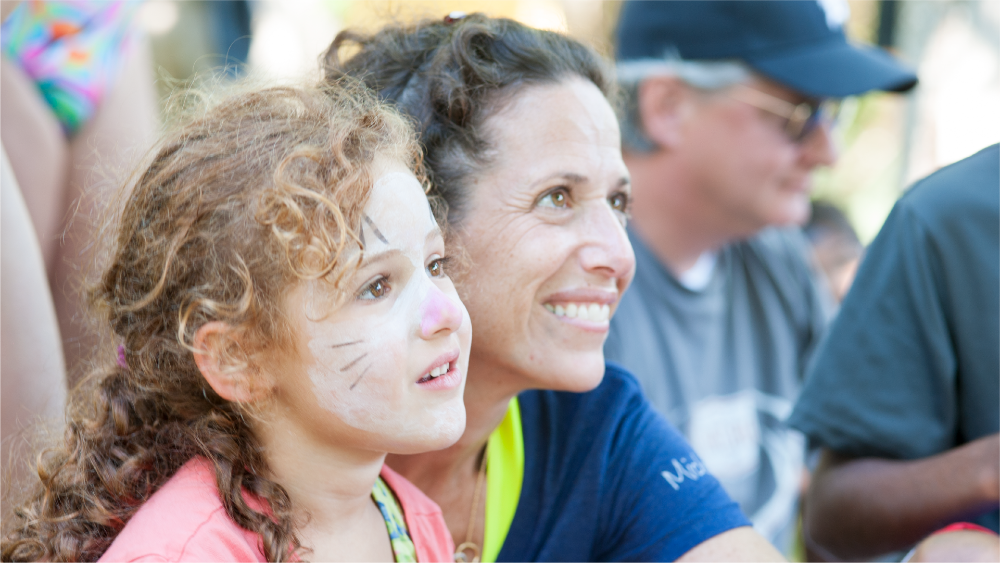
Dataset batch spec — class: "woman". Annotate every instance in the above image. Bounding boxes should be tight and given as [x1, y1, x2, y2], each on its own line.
[325, 14, 783, 562]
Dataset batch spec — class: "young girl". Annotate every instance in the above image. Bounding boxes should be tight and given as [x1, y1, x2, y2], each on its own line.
[1, 83, 471, 562]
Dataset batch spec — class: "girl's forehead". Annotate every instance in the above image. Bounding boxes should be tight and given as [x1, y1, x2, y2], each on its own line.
[362, 169, 439, 250]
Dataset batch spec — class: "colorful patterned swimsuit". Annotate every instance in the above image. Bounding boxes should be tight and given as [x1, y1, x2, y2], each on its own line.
[2, 0, 138, 135]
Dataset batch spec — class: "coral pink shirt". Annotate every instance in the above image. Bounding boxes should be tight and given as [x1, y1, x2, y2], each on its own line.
[99, 457, 454, 562]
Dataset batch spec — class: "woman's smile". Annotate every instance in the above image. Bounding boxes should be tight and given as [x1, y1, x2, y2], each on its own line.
[542, 286, 619, 328]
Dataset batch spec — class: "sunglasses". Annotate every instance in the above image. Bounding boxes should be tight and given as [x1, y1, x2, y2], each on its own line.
[728, 84, 840, 142]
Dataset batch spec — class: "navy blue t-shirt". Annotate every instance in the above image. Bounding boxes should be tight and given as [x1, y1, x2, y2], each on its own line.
[497, 362, 750, 561]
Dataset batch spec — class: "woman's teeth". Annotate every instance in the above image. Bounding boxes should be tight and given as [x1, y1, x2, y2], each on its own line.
[544, 302, 611, 322]
[422, 362, 451, 381]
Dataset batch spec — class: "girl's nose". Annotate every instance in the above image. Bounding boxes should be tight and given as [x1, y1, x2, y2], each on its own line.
[419, 285, 464, 339]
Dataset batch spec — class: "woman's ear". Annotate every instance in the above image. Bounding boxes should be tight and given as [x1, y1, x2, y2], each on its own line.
[193, 321, 272, 403]
[637, 75, 691, 150]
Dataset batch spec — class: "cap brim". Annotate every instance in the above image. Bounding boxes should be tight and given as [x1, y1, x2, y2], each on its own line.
[746, 40, 918, 98]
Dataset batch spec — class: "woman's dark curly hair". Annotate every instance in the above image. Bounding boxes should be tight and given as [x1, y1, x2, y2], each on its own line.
[1, 83, 421, 562]
[323, 13, 615, 226]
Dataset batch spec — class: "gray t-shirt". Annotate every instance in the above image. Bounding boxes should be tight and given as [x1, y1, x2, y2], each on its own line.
[789, 145, 1000, 533]
[605, 226, 833, 553]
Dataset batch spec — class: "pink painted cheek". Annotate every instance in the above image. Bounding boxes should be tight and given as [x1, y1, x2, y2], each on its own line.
[420, 288, 463, 338]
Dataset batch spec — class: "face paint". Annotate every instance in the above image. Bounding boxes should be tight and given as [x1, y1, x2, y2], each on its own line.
[420, 284, 465, 339]
[274, 163, 472, 456]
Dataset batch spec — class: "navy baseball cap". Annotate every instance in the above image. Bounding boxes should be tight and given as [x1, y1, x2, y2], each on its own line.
[615, 0, 917, 98]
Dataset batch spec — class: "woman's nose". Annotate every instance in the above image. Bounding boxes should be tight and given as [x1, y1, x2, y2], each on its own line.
[576, 203, 636, 281]
[419, 284, 465, 339]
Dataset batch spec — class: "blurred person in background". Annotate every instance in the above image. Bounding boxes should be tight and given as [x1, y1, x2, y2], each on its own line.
[1, 0, 158, 382]
[0, 1, 66, 500]
[604, 0, 917, 554]
[1, 145, 66, 512]
[904, 527, 1000, 563]
[803, 201, 864, 302]
[789, 144, 999, 561]
[328, 13, 784, 562]
[206, 0, 253, 76]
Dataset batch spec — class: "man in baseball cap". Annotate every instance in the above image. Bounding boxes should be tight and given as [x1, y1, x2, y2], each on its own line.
[604, 0, 917, 554]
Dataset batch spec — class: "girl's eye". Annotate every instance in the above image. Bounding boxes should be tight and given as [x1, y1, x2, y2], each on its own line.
[537, 188, 570, 209]
[427, 257, 449, 278]
[359, 276, 390, 300]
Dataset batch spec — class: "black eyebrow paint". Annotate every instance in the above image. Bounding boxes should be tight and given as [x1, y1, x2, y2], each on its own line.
[364, 214, 389, 244]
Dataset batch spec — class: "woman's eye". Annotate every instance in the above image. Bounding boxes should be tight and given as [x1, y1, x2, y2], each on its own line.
[608, 192, 630, 213]
[608, 192, 631, 227]
[537, 188, 570, 209]
[427, 257, 449, 278]
[358, 276, 390, 300]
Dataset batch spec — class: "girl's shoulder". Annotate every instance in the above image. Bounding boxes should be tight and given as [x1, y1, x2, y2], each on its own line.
[99, 458, 265, 563]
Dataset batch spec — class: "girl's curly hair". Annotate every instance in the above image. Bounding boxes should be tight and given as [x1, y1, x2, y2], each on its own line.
[1, 82, 421, 562]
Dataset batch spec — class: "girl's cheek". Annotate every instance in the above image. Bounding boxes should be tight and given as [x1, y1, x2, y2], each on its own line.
[306, 322, 376, 393]
[303, 318, 406, 432]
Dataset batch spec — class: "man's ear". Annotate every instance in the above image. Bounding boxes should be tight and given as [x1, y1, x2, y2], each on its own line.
[637, 76, 691, 150]
[193, 321, 271, 403]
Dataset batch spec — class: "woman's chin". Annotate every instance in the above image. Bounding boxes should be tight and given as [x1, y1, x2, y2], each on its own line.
[529, 350, 607, 393]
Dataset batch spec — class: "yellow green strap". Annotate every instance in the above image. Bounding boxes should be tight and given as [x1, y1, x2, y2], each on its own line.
[482, 397, 524, 563]
[372, 476, 417, 562]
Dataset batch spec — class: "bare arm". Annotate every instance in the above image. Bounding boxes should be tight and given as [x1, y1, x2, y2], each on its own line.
[1, 2, 21, 21]
[676, 526, 785, 562]
[804, 435, 1000, 561]
[907, 529, 1000, 562]
[0, 139, 66, 482]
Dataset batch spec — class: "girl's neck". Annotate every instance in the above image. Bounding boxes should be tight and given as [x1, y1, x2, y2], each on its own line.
[258, 421, 385, 535]
[256, 418, 391, 560]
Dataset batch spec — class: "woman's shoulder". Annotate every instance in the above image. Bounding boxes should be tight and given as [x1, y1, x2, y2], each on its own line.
[517, 361, 677, 460]
[507, 363, 750, 561]
[99, 458, 265, 562]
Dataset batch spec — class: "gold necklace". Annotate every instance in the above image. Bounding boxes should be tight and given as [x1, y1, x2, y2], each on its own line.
[454, 443, 489, 563]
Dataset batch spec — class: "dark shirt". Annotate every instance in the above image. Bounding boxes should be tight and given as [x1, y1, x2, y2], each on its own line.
[498, 363, 750, 561]
[605, 227, 832, 552]
[790, 144, 1000, 532]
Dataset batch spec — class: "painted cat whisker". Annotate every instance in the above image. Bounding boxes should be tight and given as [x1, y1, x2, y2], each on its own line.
[340, 352, 368, 372]
[349, 364, 372, 390]
[330, 339, 363, 349]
